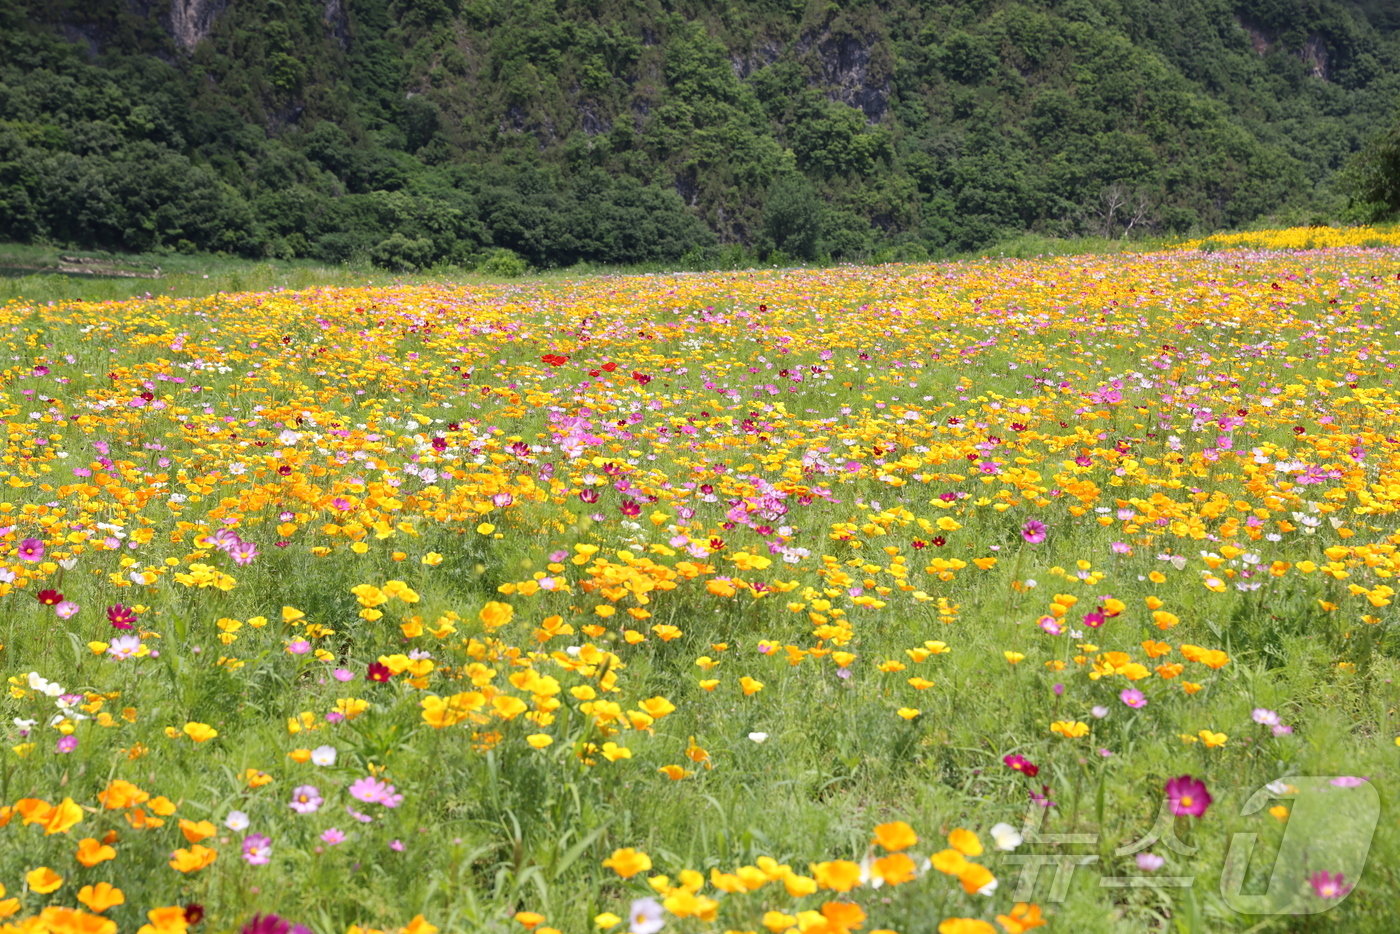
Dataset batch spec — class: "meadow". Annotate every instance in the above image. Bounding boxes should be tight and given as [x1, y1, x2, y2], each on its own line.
[1, 228, 1399, 934]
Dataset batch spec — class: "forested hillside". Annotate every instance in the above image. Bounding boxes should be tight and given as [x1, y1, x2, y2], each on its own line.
[2, 0, 1398, 268]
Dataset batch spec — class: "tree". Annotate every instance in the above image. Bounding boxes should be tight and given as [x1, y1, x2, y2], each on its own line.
[762, 175, 822, 261]
[1344, 119, 1400, 220]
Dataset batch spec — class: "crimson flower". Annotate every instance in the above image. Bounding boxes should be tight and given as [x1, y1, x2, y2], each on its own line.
[38, 589, 63, 606]
[367, 662, 392, 683]
[1003, 754, 1039, 777]
[107, 604, 137, 630]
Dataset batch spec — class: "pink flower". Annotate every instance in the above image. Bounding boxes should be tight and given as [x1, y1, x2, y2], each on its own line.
[349, 776, 396, 805]
[55, 735, 78, 753]
[320, 827, 346, 845]
[1119, 688, 1146, 709]
[230, 541, 259, 566]
[286, 640, 312, 655]
[107, 604, 137, 629]
[1136, 853, 1164, 871]
[17, 538, 44, 561]
[242, 833, 272, 865]
[1309, 871, 1352, 899]
[55, 600, 80, 620]
[1330, 776, 1367, 788]
[1021, 520, 1047, 544]
[289, 785, 323, 814]
[1164, 775, 1212, 817]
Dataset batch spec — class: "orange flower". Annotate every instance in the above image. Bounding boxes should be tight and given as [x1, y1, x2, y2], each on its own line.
[76, 837, 117, 867]
[77, 882, 126, 913]
[810, 860, 863, 892]
[996, 903, 1046, 933]
[872, 852, 918, 885]
[179, 819, 216, 843]
[947, 828, 983, 857]
[872, 820, 918, 851]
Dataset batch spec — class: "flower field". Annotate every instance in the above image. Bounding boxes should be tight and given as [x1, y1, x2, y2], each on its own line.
[1, 233, 1399, 934]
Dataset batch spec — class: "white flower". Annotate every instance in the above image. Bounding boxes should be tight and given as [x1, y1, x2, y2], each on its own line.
[27, 672, 62, 697]
[311, 745, 338, 767]
[225, 810, 250, 831]
[629, 897, 664, 934]
[747, 732, 769, 743]
[990, 822, 1023, 851]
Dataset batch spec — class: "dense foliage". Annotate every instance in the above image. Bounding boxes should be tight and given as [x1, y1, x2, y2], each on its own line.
[2, 0, 1399, 268]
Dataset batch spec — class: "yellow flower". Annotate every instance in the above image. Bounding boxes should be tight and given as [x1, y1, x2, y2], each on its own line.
[183, 721, 218, 742]
[1050, 720, 1089, 738]
[526, 734, 553, 749]
[897, 707, 921, 720]
[939, 919, 996, 934]
[479, 601, 514, 630]
[169, 844, 217, 873]
[1199, 729, 1228, 748]
[739, 676, 764, 695]
[26, 866, 64, 894]
[602, 848, 652, 879]
[809, 859, 862, 892]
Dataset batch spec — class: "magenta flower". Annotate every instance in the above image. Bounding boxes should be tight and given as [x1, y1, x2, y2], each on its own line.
[1309, 871, 1352, 899]
[288, 785, 322, 814]
[230, 540, 259, 565]
[1021, 520, 1047, 544]
[1164, 775, 1212, 817]
[107, 604, 137, 629]
[16, 538, 44, 561]
[55, 735, 78, 753]
[320, 827, 346, 845]
[1330, 776, 1367, 788]
[1119, 688, 1147, 709]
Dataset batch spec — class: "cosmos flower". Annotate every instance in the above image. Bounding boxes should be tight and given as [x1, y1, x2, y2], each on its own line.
[289, 785, 323, 814]
[1309, 871, 1352, 899]
[242, 834, 272, 865]
[1164, 776, 1212, 817]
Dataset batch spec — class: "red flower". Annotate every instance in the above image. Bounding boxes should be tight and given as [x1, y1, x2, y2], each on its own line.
[367, 662, 392, 683]
[541, 354, 569, 367]
[1003, 753, 1040, 777]
[277, 465, 292, 476]
[601, 362, 618, 372]
[38, 589, 63, 606]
